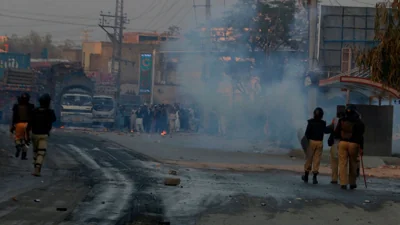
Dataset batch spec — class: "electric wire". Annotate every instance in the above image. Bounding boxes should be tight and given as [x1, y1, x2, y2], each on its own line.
[130, 0, 158, 20]
[154, 0, 190, 31]
[145, 0, 182, 30]
[0, 8, 98, 20]
[0, 12, 98, 27]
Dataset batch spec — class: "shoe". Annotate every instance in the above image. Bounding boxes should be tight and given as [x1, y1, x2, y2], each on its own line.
[312, 173, 318, 184]
[341, 185, 347, 190]
[301, 171, 309, 183]
[350, 185, 357, 190]
[31, 167, 41, 177]
[21, 152, 27, 160]
[330, 181, 338, 184]
[15, 146, 21, 158]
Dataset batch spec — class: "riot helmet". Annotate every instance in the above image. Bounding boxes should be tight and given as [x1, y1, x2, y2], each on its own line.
[313, 107, 324, 119]
[337, 111, 345, 119]
[20, 92, 30, 104]
[345, 104, 357, 117]
[39, 93, 51, 108]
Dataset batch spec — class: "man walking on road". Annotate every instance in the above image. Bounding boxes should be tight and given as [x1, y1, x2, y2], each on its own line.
[334, 104, 365, 190]
[10, 93, 35, 160]
[27, 94, 56, 177]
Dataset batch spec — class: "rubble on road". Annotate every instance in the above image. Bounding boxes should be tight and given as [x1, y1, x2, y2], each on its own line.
[168, 170, 177, 175]
[164, 178, 181, 186]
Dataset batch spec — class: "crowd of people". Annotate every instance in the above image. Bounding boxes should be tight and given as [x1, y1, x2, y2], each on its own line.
[124, 103, 201, 135]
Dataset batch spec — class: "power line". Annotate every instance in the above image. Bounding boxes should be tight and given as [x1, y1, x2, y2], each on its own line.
[130, 0, 158, 20]
[0, 8, 98, 20]
[145, 0, 182, 30]
[155, 0, 190, 31]
[175, 8, 194, 27]
[0, 12, 98, 27]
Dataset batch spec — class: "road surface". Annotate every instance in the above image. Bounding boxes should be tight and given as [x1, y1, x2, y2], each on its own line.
[0, 128, 400, 225]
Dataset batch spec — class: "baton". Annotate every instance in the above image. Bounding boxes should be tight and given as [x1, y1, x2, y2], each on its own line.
[360, 154, 367, 188]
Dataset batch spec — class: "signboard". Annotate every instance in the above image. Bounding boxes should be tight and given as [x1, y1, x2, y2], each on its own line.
[139, 53, 153, 94]
[0, 53, 31, 79]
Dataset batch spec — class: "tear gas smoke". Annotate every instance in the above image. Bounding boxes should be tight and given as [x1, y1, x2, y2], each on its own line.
[161, 1, 317, 151]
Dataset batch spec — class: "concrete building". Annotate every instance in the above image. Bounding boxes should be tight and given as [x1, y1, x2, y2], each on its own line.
[62, 49, 82, 62]
[81, 41, 184, 104]
[316, 5, 377, 77]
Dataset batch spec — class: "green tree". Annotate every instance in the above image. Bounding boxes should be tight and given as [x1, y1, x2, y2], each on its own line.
[355, 1, 400, 90]
[4, 31, 63, 58]
[222, 0, 298, 55]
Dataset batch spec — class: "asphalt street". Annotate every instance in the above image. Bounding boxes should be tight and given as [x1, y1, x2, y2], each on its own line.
[1, 129, 400, 225]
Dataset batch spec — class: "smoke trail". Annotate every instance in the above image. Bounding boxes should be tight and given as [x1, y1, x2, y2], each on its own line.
[161, 0, 313, 150]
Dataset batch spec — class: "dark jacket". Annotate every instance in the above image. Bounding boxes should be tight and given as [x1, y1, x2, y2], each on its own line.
[334, 114, 365, 149]
[27, 107, 56, 135]
[305, 118, 330, 141]
[12, 103, 35, 124]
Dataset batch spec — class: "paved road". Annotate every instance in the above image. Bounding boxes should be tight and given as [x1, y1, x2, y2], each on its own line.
[1, 129, 400, 225]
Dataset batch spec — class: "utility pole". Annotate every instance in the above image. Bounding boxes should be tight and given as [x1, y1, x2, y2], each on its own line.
[81, 28, 93, 43]
[307, 0, 318, 117]
[99, 0, 129, 106]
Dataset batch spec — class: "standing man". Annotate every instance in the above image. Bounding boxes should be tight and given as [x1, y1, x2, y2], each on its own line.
[10, 93, 35, 160]
[327, 111, 345, 184]
[302, 107, 329, 184]
[334, 104, 365, 190]
[26, 94, 56, 177]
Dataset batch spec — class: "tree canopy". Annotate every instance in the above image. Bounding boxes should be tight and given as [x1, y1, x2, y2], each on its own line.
[355, 1, 400, 90]
[0, 31, 76, 58]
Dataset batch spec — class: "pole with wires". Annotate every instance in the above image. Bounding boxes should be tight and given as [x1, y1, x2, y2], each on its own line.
[99, 0, 129, 128]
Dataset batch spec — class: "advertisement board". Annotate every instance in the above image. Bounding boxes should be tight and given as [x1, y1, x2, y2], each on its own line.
[139, 53, 153, 95]
[0, 53, 31, 79]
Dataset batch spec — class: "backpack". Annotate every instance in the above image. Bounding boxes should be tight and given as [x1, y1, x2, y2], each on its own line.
[341, 120, 355, 139]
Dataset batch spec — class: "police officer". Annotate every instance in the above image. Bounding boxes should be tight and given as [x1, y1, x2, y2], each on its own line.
[10, 93, 35, 160]
[334, 105, 365, 190]
[302, 107, 330, 184]
[327, 111, 345, 184]
[26, 94, 56, 177]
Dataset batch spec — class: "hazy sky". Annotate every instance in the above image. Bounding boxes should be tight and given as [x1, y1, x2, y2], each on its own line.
[0, 0, 381, 44]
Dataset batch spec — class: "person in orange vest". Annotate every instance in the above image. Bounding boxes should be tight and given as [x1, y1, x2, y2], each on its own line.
[10, 93, 35, 160]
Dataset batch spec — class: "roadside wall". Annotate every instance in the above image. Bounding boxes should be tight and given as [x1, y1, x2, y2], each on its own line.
[338, 104, 393, 156]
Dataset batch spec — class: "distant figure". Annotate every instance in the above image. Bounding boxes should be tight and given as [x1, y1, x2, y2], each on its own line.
[130, 109, 137, 132]
[27, 94, 56, 177]
[334, 105, 365, 190]
[135, 106, 144, 133]
[175, 108, 180, 132]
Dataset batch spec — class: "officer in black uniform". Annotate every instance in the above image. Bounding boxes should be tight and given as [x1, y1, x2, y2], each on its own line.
[26, 94, 56, 177]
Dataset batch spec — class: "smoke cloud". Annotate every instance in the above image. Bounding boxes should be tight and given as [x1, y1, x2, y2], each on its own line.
[161, 0, 314, 151]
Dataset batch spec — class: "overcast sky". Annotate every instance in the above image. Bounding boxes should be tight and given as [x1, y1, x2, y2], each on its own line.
[0, 0, 381, 44]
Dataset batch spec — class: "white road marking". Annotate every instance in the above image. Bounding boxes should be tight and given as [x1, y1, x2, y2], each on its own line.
[58, 144, 134, 225]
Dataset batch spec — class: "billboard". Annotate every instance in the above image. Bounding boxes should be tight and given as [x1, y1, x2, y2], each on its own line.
[139, 53, 153, 94]
[0, 53, 31, 79]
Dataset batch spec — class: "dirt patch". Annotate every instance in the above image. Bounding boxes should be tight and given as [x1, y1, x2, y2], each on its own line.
[197, 199, 400, 225]
[163, 160, 400, 179]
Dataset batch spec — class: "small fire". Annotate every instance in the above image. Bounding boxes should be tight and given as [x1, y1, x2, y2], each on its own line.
[130, 130, 134, 133]
[60, 126, 65, 129]
[161, 131, 167, 136]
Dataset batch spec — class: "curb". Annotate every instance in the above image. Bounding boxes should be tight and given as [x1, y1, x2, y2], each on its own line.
[163, 160, 400, 179]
